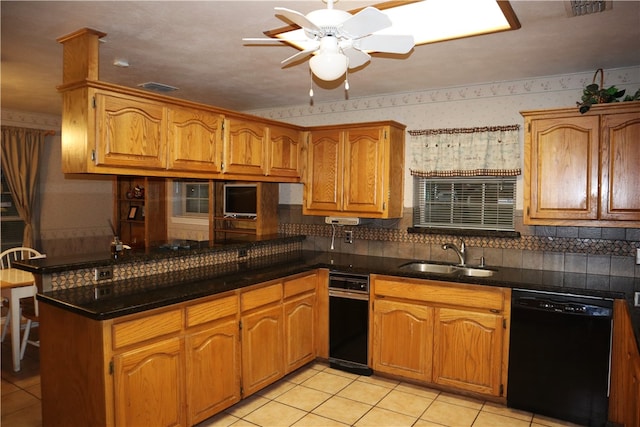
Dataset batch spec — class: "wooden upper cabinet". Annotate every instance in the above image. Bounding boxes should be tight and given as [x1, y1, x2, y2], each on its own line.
[600, 112, 640, 221]
[343, 126, 388, 214]
[304, 121, 405, 218]
[526, 114, 600, 221]
[267, 125, 302, 179]
[167, 106, 224, 173]
[523, 102, 640, 227]
[94, 92, 167, 170]
[224, 118, 268, 177]
[305, 129, 342, 212]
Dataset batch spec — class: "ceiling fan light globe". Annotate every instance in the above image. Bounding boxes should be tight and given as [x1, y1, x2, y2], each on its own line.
[309, 52, 347, 81]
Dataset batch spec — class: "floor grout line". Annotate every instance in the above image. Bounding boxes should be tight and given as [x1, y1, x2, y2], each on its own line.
[1, 342, 583, 427]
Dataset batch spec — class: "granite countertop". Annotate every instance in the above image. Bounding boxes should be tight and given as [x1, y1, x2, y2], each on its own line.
[16, 235, 303, 275]
[27, 247, 640, 427]
[30, 250, 640, 348]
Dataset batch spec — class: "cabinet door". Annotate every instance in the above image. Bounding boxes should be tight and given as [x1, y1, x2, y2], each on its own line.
[186, 319, 241, 425]
[167, 106, 224, 173]
[95, 92, 167, 169]
[224, 119, 268, 176]
[114, 337, 185, 427]
[241, 304, 284, 396]
[284, 293, 315, 373]
[527, 115, 599, 220]
[304, 129, 342, 212]
[267, 125, 301, 179]
[343, 126, 387, 214]
[600, 112, 640, 221]
[372, 299, 433, 382]
[432, 308, 504, 396]
[629, 357, 640, 427]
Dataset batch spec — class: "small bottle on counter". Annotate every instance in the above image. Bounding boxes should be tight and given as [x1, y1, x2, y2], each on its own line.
[110, 236, 124, 259]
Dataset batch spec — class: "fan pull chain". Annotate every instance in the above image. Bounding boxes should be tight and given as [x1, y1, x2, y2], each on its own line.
[309, 70, 314, 98]
[344, 56, 350, 92]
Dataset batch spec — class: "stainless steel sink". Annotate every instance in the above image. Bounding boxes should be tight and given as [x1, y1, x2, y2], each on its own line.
[398, 262, 459, 274]
[457, 267, 495, 277]
[398, 261, 495, 277]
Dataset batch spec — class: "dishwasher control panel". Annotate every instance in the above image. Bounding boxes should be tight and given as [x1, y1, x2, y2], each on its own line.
[513, 292, 613, 317]
[328, 271, 369, 293]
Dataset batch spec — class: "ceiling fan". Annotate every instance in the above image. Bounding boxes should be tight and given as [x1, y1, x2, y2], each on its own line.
[243, 0, 415, 82]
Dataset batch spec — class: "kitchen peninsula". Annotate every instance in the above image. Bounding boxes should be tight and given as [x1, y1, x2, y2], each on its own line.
[14, 236, 640, 427]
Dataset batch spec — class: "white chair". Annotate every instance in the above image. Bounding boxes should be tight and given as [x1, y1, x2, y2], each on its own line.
[19, 291, 39, 359]
[0, 247, 45, 355]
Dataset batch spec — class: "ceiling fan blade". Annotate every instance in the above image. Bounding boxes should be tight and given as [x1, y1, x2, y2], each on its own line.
[274, 7, 321, 34]
[243, 38, 285, 44]
[354, 34, 415, 54]
[339, 7, 392, 39]
[343, 47, 371, 69]
[281, 45, 319, 66]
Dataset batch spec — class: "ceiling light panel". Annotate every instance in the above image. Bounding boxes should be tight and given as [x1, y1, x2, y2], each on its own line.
[381, 0, 517, 45]
[275, 0, 520, 52]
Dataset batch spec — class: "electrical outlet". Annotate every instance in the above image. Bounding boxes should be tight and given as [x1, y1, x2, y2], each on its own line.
[94, 266, 113, 281]
[94, 284, 113, 300]
[636, 248, 640, 265]
[238, 249, 248, 258]
[345, 230, 353, 244]
[635, 292, 640, 307]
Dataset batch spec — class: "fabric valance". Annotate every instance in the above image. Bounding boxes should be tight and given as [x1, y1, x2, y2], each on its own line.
[408, 125, 521, 177]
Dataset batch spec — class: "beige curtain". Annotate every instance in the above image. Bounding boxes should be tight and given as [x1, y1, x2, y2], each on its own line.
[1, 126, 48, 248]
[408, 125, 521, 177]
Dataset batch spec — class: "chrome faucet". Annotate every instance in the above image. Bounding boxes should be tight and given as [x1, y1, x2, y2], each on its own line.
[442, 239, 466, 266]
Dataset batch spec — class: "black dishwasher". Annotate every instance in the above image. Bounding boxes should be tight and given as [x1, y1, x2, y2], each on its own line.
[507, 289, 613, 427]
[328, 271, 373, 376]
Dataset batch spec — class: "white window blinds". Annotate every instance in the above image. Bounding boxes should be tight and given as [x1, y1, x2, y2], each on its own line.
[413, 177, 516, 231]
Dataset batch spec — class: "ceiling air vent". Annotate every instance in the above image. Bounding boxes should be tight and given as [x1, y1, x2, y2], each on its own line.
[137, 82, 178, 93]
[565, 1, 612, 17]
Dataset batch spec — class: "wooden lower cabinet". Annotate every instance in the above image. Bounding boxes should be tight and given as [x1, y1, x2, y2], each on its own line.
[432, 308, 504, 396]
[185, 318, 241, 425]
[39, 271, 320, 427]
[372, 299, 433, 382]
[114, 337, 186, 427]
[241, 303, 285, 396]
[240, 272, 319, 396]
[371, 275, 510, 399]
[609, 299, 640, 427]
[284, 293, 316, 373]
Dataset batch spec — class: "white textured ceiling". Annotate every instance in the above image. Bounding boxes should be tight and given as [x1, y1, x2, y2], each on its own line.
[1, 1, 639, 117]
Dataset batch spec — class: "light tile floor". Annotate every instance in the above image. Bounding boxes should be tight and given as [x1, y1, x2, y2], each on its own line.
[1, 332, 584, 427]
[196, 363, 585, 427]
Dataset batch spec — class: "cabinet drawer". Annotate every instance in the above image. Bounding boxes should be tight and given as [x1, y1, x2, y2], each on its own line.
[241, 283, 283, 312]
[373, 276, 506, 311]
[283, 273, 317, 299]
[113, 309, 183, 349]
[186, 294, 238, 328]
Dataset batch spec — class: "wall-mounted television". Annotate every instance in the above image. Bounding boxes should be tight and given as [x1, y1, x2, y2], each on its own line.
[223, 183, 257, 218]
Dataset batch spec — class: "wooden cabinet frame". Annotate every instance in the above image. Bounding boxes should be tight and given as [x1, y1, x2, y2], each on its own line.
[39, 271, 320, 427]
[370, 275, 510, 400]
[303, 122, 405, 219]
[58, 27, 304, 182]
[522, 102, 640, 227]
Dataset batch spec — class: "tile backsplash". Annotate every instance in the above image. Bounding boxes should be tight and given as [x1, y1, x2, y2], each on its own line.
[278, 205, 640, 278]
